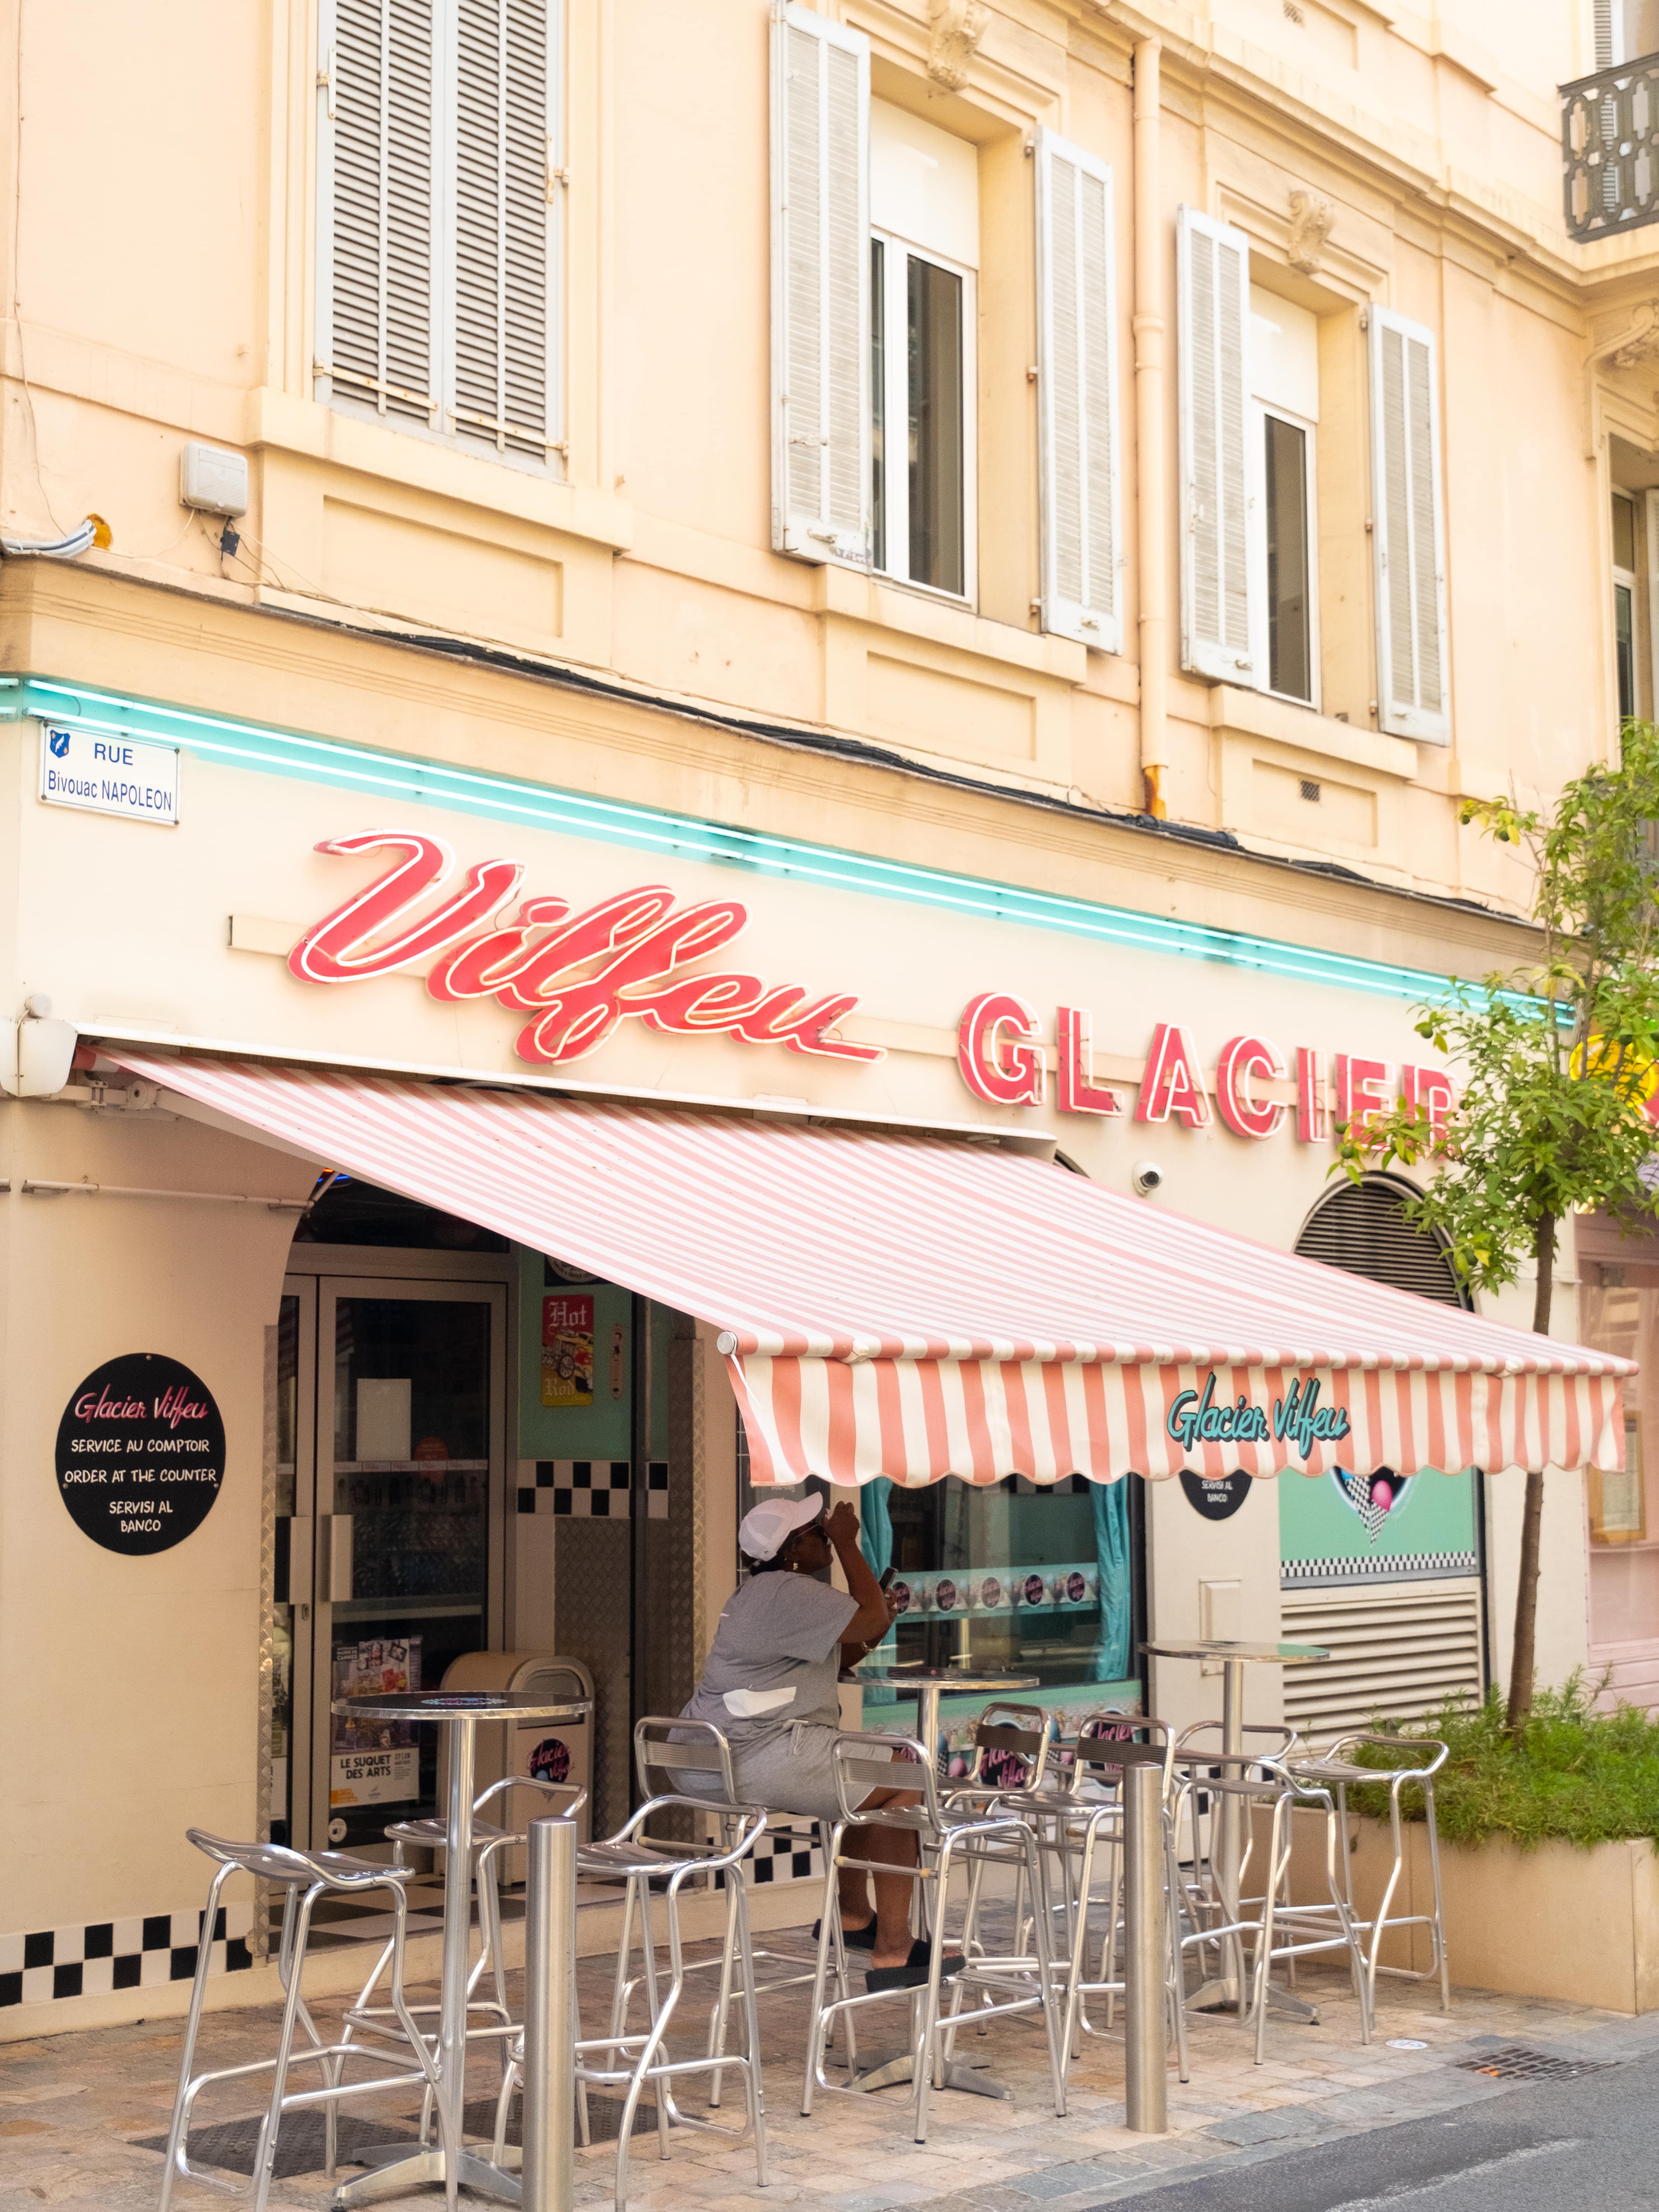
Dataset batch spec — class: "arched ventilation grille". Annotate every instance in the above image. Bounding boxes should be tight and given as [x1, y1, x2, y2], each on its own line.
[1294, 1176, 1470, 1310]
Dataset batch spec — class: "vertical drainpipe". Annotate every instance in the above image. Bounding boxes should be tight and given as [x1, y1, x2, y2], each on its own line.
[1134, 39, 1168, 821]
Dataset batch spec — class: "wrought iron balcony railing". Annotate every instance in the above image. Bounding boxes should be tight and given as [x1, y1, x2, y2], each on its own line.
[1563, 55, 1659, 240]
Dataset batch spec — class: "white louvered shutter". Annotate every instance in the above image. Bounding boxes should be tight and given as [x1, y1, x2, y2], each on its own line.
[770, 2, 870, 564]
[1369, 307, 1450, 744]
[316, 0, 442, 429]
[1036, 131, 1122, 653]
[450, 0, 562, 465]
[1177, 206, 1256, 683]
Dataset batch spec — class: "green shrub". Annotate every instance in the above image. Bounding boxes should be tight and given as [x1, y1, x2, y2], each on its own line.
[1344, 1675, 1659, 1852]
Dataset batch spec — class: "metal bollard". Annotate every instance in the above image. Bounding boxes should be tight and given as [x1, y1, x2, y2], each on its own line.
[523, 1814, 578, 2212]
[1122, 1758, 1168, 2135]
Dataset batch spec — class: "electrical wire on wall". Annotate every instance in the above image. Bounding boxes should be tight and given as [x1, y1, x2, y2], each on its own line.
[0, 514, 110, 559]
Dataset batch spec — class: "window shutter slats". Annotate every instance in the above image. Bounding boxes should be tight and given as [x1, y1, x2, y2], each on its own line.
[771, 2, 870, 564]
[1036, 130, 1122, 652]
[319, 0, 440, 426]
[453, 0, 554, 459]
[1177, 206, 1256, 683]
[317, 0, 561, 469]
[1369, 306, 1450, 744]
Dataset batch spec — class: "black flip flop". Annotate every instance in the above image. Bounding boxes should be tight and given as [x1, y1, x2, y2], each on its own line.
[865, 1940, 964, 1992]
[813, 1917, 877, 1950]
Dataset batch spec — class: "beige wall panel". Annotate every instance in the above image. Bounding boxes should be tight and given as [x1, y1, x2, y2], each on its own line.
[1488, 90, 1564, 218]
[0, 1106, 312, 1936]
[1250, 756, 1379, 851]
[253, 458, 613, 665]
[823, 618, 1073, 777]
[1236, 0, 1360, 79]
[1491, 303, 1606, 791]
[1146, 1471, 1286, 1742]
[1315, 302, 1376, 732]
[866, 651, 1038, 762]
[610, 0, 770, 541]
[611, 561, 827, 721]
[321, 502, 565, 653]
[1069, 687, 1143, 814]
[1480, 1270, 1593, 1701]
[974, 126, 1041, 635]
[1440, 260, 1503, 767]
[18, 1, 259, 385]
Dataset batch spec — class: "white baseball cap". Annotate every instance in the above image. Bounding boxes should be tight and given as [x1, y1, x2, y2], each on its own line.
[739, 1492, 825, 1562]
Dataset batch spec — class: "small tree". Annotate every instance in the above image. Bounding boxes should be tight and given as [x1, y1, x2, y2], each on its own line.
[1340, 722, 1659, 1730]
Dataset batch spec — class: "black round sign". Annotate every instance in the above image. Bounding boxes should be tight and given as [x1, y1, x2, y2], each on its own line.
[1179, 1468, 1251, 1522]
[55, 1353, 226, 1556]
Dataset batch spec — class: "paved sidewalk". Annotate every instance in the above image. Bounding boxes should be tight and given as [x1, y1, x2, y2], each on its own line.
[3, 1943, 1656, 2212]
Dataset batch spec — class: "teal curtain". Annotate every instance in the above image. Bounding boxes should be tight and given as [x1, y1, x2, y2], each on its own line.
[1091, 1478, 1132, 1681]
[859, 1478, 895, 1578]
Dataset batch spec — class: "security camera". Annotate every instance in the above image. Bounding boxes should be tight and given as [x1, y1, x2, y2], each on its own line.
[1131, 1160, 1164, 1197]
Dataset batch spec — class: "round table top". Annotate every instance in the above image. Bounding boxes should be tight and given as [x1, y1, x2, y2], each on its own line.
[853, 1667, 1043, 1694]
[332, 1691, 593, 1723]
[1140, 1639, 1330, 1666]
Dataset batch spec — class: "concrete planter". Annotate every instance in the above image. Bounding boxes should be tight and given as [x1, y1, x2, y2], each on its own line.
[1285, 1811, 1659, 2014]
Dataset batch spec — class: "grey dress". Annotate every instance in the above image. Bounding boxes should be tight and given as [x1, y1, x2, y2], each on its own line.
[678, 1569, 871, 1819]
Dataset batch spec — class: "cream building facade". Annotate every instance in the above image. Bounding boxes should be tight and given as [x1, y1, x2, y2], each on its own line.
[0, 0, 1654, 2034]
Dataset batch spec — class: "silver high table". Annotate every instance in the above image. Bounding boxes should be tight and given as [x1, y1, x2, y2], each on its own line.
[329, 1688, 591, 2207]
[1141, 1637, 1329, 2020]
[851, 1664, 1042, 1779]
[844, 1665, 1041, 2100]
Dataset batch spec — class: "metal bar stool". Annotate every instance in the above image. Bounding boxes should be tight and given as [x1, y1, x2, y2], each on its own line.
[1170, 1721, 1300, 1998]
[492, 1725, 769, 2212]
[341, 1777, 585, 2148]
[802, 1730, 1068, 2145]
[628, 1720, 858, 2112]
[1286, 1732, 1451, 2015]
[944, 1703, 1056, 1807]
[1170, 1752, 1371, 2063]
[158, 1831, 446, 2212]
[944, 1705, 1056, 1978]
[984, 1723, 1189, 2086]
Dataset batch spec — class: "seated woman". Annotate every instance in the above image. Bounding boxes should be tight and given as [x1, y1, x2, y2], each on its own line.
[679, 1492, 949, 1990]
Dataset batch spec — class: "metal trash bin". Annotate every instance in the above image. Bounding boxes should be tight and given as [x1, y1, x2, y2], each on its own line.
[438, 1652, 595, 1878]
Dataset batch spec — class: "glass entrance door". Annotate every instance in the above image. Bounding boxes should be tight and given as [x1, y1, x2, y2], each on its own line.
[277, 1274, 506, 1851]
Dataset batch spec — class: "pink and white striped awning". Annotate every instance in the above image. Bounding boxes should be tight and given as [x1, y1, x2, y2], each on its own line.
[115, 1052, 1631, 1489]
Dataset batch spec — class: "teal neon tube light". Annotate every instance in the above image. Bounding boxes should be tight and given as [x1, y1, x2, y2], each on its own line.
[6, 674, 1532, 1012]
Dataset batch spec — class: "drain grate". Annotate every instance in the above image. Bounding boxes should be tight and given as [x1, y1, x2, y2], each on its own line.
[136, 2093, 655, 2179]
[1455, 2043, 1608, 2083]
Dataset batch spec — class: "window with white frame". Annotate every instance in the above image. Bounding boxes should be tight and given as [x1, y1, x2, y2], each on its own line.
[870, 102, 978, 601]
[1177, 208, 1449, 743]
[1249, 287, 1320, 706]
[315, 0, 564, 472]
[770, 4, 1122, 650]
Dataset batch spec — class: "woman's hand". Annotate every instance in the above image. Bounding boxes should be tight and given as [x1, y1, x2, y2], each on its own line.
[826, 1500, 861, 1552]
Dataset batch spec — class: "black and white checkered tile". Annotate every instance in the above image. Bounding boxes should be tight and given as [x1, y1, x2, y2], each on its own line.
[710, 1826, 824, 1890]
[516, 1459, 668, 1520]
[0, 1900, 254, 2008]
[1281, 1550, 1478, 1583]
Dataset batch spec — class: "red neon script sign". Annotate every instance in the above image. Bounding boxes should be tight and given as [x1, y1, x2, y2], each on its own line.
[288, 830, 884, 1068]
